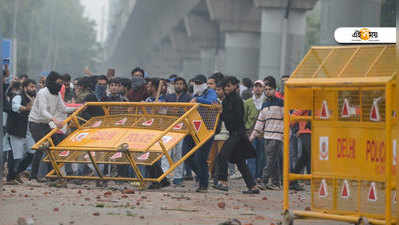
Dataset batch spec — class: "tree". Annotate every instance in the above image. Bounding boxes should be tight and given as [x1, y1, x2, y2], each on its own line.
[0, 0, 99, 80]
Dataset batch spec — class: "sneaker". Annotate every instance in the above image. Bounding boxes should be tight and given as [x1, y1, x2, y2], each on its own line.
[15, 175, 24, 184]
[242, 189, 260, 194]
[195, 187, 208, 193]
[212, 183, 228, 192]
[265, 184, 281, 191]
[5, 179, 19, 185]
[229, 173, 242, 180]
[36, 177, 47, 183]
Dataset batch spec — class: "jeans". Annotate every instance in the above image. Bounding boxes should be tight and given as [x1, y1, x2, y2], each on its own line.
[29, 122, 65, 179]
[262, 139, 283, 186]
[183, 136, 213, 188]
[289, 133, 299, 171]
[293, 134, 311, 174]
[29, 122, 52, 179]
[247, 137, 265, 179]
[161, 140, 184, 180]
[216, 153, 256, 189]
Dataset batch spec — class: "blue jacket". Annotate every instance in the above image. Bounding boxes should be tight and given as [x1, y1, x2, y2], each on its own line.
[194, 88, 217, 105]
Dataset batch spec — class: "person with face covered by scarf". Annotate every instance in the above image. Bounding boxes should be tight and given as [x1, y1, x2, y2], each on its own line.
[28, 71, 78, 182]
[183, 74, 217, 192]
[127, 68, 147, 102]
[5, 79, 37, 184]
[190, 74, 217, 104]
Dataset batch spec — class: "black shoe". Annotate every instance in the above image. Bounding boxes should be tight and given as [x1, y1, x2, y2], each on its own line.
[195, 187, 208, 193]
[96, 181, 108, 188]
[148, 182, 161, 189]
[183, 176, 193, 181]
[242, 189, 260, 194]
[290, 183, 305, 191]
[160, 180, 171, 188]
[212, 183, 228, 191]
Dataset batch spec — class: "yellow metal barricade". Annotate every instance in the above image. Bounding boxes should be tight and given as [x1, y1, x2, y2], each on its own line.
[283, 45, 397, 225]
[32, 102, 220, 188]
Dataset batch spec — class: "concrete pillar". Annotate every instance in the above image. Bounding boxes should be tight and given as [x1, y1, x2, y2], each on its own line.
[215, 49, 225, 72]
[320, 0, 381, 45]
[224, 32, 260, 79]
[200, 48, 217, 75]
[255, 0, 317, 79]
[207, 0, 262, 80]
[184, 11, 220, 76]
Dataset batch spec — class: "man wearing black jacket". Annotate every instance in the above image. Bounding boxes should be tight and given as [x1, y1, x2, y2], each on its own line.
[217, 76, 259, 194]
[6, 79, 37, 184]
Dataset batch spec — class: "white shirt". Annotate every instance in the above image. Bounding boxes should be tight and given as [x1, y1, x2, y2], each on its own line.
[28, 87, 76, 124]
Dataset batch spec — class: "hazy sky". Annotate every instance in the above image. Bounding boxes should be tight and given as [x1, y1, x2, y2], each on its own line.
[80, 0, 108, 41]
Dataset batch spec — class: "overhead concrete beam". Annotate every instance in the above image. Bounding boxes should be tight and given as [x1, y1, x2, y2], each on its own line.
[169, 28, 201, 59]
[108, 0, 201, 74]
[256, 0, 317, 78]
[254, 0, 318, 10]
[206, 0, 261, 32]
[184, 13, 219, 49]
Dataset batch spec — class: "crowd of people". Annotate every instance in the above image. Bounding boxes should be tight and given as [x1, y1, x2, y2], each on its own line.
[1, 64, 310, 193]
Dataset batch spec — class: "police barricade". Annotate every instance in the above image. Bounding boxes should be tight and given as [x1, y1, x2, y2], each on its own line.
[32, 102, 220, 189]
[282, 45, 397, 225]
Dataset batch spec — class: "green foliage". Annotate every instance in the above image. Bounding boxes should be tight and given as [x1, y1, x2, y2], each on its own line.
[0, 0, 99, 79]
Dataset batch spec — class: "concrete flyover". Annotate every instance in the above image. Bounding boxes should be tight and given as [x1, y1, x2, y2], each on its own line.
[105, 0, 383, 80]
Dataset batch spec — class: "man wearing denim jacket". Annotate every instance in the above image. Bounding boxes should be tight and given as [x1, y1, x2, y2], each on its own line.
[183, 74, 217, 192]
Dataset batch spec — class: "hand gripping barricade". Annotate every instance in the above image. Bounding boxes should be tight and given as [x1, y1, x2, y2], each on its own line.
[282, 45, 398, 225]
[32, 102, 220, 189]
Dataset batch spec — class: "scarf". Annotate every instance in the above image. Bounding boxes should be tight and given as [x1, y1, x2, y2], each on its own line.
[193, 83, 208, 96]
[253, 93, 265, 110]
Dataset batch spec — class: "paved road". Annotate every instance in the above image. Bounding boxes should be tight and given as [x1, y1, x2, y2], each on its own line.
[0, 179, 345, 225]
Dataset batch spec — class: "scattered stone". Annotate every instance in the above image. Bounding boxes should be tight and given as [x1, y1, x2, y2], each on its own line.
[255, 216, 265, 220]
[122, 189, 135, 194]
[218, 218, 241, 225]
[217, 202, 226, 209]
[96, 204, 105, 208]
